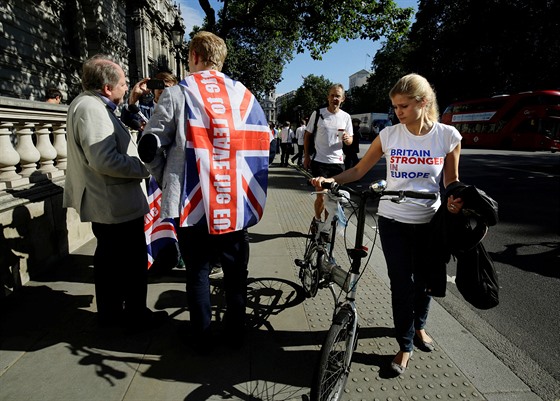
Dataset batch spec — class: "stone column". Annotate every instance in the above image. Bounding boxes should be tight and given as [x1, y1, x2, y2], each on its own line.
[36, 123, 59, 175]
[0, 122, 24, 188]
[14, 122, 41, 180]
[52, 122, 67, 171]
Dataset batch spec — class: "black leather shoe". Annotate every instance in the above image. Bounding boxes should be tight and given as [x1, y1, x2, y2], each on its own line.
[224, 329, 245, 350]
[178, 323, 214, 355]
[126, 309, 169, 332]
[97, 312, 124, 329]
[414, 334, 435, 352]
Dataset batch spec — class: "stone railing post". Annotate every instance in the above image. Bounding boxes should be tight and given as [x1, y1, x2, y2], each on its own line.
[36, 123, 59, 175]
[52, 122, 67, 171]
[14, 122, 41, 180]
[0, 96, 68, 187]
[0, 122, 26, 188]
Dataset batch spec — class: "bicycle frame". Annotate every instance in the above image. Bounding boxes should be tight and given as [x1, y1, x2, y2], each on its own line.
[307, 180, 438, 401]
[311, 194, 335, 261]
[295, 189, 350, 299]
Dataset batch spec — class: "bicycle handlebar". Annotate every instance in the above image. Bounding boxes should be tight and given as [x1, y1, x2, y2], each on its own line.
[320, 180, 437, 200]
[382, 190, 437, 200]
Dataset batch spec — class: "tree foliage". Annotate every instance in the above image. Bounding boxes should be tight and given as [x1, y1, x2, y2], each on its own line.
[411, 0, 559, 108]
[346, 37, 412, 115]
[280, 74, 333, 123]
[195, 0, 560, 115]
[194, 0, 413, 99]
[365, 0, 560, 111]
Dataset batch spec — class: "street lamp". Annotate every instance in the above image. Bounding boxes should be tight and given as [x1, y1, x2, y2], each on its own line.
[293, 105, 302, 122]
[171, 16, 184, 79]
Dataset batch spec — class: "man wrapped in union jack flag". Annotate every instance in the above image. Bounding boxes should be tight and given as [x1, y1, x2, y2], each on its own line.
[139, 31, 270, 350]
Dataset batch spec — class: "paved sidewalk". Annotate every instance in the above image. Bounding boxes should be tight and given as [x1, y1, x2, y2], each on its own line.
[0, 162, 543, 401]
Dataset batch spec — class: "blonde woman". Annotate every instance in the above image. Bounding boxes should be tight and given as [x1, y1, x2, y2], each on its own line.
[311, 73, 463, 375]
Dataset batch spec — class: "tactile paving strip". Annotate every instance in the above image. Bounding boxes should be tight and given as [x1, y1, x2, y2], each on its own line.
[276, 180, 485, 400]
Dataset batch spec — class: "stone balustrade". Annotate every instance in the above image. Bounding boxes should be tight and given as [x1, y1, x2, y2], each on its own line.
[0, 97, 68, 189]
[0, 96, 92, 297]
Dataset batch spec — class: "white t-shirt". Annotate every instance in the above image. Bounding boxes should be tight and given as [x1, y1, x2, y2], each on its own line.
[280, 127, 294, 143]
[295, 125, 306, 145]
[306, 108, 353, 164]
[377, 122, 462, 224]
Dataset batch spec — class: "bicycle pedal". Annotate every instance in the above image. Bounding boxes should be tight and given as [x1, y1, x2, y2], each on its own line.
[318, 278, 330, 288]
[294, 258, 305, 267]
[310, 218, 321, 235]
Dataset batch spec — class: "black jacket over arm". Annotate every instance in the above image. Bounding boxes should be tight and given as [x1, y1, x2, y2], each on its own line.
[428, 182, 499, 301]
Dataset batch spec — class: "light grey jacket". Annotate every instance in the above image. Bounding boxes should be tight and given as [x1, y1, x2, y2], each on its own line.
[140, 85, 189, 220]
[63, 91, 149, 224]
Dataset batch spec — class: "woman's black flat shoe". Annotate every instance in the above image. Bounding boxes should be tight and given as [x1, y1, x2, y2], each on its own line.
[414, 334, 435, 352]
[389, 350, 413, 375]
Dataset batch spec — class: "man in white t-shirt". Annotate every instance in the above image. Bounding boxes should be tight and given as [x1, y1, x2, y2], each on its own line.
[290, 119, 306, 166]
[303, 84, 353, 223]
[279, 121, 294, 167]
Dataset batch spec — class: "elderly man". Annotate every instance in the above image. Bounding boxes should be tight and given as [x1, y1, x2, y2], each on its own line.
[64, 54, 168, 330]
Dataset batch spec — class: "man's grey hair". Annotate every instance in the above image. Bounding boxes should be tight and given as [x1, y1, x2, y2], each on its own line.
[81, 54, 122, 91]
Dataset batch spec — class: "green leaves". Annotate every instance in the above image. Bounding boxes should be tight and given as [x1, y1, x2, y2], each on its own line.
[347, 0, 560, 114]
[195, 0, 412, 99]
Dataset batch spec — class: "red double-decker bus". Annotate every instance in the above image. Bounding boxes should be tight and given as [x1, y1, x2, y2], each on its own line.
[441, 90, 560, 152]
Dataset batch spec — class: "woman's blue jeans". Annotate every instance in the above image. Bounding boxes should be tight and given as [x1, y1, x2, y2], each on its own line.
[378, 216, 432, 352]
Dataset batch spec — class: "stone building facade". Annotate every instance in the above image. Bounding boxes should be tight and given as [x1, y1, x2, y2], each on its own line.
[349, 69, 371, 91]
[260, 92, 277, 125]
[0, 0, 186, 296]
[126, 0, 186, 87]
[0, 0, 186, 103]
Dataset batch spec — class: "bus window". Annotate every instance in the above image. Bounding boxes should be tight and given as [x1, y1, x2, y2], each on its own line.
[474, 123, 482, 133]
[517, 119, 539, 134]
[542, 95, 560, 107]
[540, 119, 560, 139]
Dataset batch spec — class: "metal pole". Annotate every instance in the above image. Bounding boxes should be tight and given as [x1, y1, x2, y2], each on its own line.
[175, 50, 181, 80]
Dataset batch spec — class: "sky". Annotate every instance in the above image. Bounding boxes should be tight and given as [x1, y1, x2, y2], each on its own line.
[178, 0, 418, 95]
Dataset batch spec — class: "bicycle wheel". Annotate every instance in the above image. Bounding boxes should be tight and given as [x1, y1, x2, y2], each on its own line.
[246, 277, 305, 312]
[246, 277, 306, 329]
[311, 307, 356, 401]
[299, 241, 321, 298]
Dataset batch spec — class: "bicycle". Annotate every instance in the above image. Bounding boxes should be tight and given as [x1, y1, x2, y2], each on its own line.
[296, 183, 350, 299]
[295, 178, 437, 401]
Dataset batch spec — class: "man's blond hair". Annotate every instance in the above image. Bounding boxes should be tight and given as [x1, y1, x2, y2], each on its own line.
[189, 31, 227, 71]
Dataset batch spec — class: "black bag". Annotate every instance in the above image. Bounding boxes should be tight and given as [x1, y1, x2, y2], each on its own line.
[455, 242, 499, 309]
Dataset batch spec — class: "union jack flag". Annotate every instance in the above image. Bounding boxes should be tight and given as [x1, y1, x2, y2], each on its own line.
[179, 70, 269, 235]
[144, 176, 178, 269]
